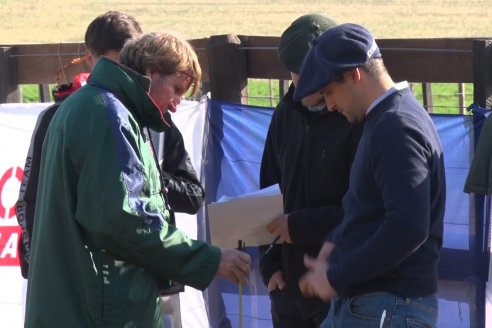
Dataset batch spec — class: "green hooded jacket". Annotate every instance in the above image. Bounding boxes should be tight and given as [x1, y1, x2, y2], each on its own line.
[25, 58, 220, 327]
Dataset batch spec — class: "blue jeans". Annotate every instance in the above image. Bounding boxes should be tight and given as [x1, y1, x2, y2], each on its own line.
[320, 292, 438, 328]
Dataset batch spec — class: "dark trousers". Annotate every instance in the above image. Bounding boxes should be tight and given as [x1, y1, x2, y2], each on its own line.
[270, 288, 330, 328]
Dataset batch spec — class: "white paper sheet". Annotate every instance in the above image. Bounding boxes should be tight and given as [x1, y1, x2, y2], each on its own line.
[208, 185, 283, 248]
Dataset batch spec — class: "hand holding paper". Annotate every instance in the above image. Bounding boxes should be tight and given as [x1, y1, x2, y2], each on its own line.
[266, 213, 292, 243]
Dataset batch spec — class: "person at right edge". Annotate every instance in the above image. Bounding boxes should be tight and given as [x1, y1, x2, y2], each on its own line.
[259, 14, 361, 327]
[296, 23, 445, 328]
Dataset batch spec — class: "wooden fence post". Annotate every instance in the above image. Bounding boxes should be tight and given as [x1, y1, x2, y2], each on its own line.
[0, 47, 21, 103]
[422, 83, 433, 112]
[38, 84, 51, 102]
[279, 80, 290, 98]
[473, 40, 492, 109]
[207, 34, 248, 103]
[458, 83, 466, 114]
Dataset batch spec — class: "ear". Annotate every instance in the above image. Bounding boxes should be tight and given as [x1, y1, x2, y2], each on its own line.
[145, 67, 153, 78]
[86, 50, 96, 70]
[350, 68, 362, 82]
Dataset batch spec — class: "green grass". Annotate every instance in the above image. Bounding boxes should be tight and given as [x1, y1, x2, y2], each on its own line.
[21, 85, 49, 103]
[410, 83, 474, 115]
[246, 79, 281, 107]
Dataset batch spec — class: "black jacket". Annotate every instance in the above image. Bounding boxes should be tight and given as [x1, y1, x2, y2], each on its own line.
[159, 111, 204, 216]
[259, 84, 361, 297]
[16, 103, 60, 278]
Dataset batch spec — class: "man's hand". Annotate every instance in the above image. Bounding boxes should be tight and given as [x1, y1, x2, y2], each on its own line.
[267, 270, 286, 292]
[267, 214, 292, 243]
[216, 248, 251, 285]
[299, 241, 337, 302]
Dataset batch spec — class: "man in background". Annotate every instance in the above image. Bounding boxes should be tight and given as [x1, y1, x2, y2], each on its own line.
[296, 23, 445, 328]
[260, 13, 360, 327]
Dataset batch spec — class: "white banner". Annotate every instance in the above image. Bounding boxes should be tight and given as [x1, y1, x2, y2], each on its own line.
[0, 99, 208, 328]
[169, 97, 209, 328]
[0, 102, 51, 328]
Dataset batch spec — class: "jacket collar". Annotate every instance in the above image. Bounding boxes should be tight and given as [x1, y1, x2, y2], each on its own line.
[88, 57, 171, 132]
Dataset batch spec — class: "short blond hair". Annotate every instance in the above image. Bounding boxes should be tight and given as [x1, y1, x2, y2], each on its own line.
[119, 32, 202, 96]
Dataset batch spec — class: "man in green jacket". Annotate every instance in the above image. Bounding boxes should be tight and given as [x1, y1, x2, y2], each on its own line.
[16, 10, 143, 280]
[25, 32, 251, 327]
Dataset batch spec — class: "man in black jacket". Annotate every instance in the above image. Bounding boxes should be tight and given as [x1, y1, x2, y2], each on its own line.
[296, 23, 445, 328]
[259, 14, 361, 327]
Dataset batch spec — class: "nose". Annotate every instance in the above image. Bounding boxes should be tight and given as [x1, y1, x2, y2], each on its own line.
[174, 94, 183, 106]
[324, 98, 336, 112]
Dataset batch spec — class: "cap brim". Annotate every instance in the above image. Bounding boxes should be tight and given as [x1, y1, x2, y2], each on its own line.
[293, 48, 337, 101]
[293, 23, 382, 102]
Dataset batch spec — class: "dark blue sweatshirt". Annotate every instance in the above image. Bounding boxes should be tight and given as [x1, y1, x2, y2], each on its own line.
[327, 87, 446, 298]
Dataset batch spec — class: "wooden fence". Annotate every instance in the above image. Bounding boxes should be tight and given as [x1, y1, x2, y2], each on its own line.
[1, 35, 491, 110]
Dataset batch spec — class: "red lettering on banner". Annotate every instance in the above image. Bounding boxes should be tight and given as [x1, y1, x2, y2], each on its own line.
[0, 226, 21, 266]
[0, 166, 23, 219]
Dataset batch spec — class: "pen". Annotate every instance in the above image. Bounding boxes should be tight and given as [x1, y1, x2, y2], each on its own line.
[262, 236, 280, 257]
[237, 240, 244, 328]
[380, 309, 386, 328]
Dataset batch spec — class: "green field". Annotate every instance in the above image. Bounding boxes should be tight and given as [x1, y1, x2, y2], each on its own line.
[1, 0, 490, 42]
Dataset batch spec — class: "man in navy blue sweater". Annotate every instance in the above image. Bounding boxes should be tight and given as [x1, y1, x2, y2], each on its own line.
[294, 23, 446, 328]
